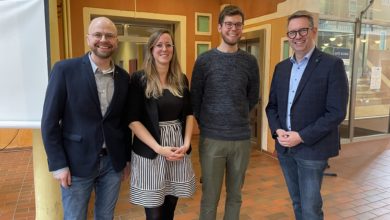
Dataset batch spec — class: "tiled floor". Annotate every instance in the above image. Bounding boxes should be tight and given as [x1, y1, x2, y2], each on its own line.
[0, 148, 35, 220]
[2, 136, 390, 219]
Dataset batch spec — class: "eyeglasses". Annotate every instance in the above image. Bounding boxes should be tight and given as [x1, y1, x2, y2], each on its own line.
[89, 32, 117, 41]
[154, 43, 174, 49]
[223, 22, 243, 30]
[286, 28, 311, 39]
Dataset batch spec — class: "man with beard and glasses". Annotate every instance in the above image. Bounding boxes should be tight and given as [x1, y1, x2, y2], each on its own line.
[41, 17, 131, 220]
[191, 5, 259, 220]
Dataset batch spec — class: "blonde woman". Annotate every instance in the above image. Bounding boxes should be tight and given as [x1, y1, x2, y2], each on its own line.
[127, 29, 195, 220]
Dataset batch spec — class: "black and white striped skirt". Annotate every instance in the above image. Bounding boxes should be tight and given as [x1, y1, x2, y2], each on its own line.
[129, 120, 196, 207]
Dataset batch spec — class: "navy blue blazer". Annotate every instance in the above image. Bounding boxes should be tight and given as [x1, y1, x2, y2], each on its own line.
[127, 70, 192, 159]
[266, 48, 348, 160]
[41, 54, 132, 177]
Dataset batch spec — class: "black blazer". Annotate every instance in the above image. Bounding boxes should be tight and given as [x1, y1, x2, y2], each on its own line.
[266, 48, 349, 160]
[41, 54, 132, 177]
[128, 70, 192, 159]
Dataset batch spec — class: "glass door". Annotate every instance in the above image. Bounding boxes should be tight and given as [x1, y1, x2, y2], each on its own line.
[318, 20, 354, 140]
[351, 23, 390, 138]
[318, 0, 390, 141]
[318, 19, 390, 140]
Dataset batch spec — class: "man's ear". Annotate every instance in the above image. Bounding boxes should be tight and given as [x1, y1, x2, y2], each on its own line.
[217, 24, 222, 33]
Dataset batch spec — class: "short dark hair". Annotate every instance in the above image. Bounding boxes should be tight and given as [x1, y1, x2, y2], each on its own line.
[218, 5, 244, 25]
[288, 10, 314, 27]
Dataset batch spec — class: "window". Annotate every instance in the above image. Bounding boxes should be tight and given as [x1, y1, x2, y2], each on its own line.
[195, 41, 211, 58]
[195, 12, 212, 35]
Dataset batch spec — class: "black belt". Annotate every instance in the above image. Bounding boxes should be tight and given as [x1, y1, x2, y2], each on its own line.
[99, 148, 108, 157]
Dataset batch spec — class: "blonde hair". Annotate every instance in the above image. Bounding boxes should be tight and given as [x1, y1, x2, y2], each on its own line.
[143, 29, 185, 99]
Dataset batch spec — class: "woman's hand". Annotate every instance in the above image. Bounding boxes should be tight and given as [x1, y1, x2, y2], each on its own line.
[167, 145, 189, 161]
[157, 146, 183, 161]
[175, 145, 189, 155]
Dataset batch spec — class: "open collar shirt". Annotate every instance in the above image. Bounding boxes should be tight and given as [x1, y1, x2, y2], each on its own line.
[286, 46, 315, 131]
[88, 53, 115, 149]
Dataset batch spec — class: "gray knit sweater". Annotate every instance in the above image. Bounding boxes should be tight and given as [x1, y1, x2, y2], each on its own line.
[191, 48, 260, 140]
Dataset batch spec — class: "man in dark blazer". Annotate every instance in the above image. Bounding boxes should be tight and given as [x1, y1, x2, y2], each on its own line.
[41, 17, 131, 220]
[266, 10, 348, 220]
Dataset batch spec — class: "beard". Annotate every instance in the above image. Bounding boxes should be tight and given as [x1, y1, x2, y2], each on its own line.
[221, 33, 241, 46]
[89, 41, 116, 59]
[91, 47, 114, 59]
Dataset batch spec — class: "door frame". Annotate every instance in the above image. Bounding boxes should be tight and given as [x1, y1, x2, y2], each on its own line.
[82, 7, 187, 71]
[243, 24, 271, 151]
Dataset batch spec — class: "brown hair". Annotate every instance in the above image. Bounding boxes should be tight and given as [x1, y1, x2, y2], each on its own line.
[287, 10, 314, 27]
[218, 5, 244, 25]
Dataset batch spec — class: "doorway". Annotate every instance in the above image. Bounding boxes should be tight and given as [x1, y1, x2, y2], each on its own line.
[239, 29, 266, 149]
[350, 23, 390, 139]
[83, 8, 187, 72]
[108, 19, 174, 73]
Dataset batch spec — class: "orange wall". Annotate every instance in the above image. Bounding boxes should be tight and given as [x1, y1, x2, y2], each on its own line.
[69, 0, 222, 77]
[246, 15, 288, 152]
[224, 0, 286, 20]
[66, 1, 282, 138]
[267, 17, 288, 153]
[0, 1, 284, 148]
[68, 0, 282, 77]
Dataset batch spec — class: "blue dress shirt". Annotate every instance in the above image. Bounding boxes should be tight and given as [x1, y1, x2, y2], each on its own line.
[286, 47, 315, 131]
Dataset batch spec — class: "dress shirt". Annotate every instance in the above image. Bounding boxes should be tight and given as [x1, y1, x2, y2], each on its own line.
[286, 47, 315, 131]
[89, 53, 115, 150]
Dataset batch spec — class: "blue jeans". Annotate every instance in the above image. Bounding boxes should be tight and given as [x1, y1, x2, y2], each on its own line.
[278, 152, 327, 220]
[61, 155, 122, 220]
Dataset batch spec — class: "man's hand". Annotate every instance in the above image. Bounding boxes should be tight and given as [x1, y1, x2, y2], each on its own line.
[277, 131, 303, 148]
[275, 129, 288, 138]
[54, 170, 72, 188]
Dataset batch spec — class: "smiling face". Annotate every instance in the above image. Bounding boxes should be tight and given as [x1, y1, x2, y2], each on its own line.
[86, 17, 118, 60]
[152, 33, 174, 67]
[287, 17, 317, 59]
[218, 15, 243, 47]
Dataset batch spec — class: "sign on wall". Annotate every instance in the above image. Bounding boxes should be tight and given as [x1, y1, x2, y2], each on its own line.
[333, 47, 351, 65]
[370, 67, 382, 90]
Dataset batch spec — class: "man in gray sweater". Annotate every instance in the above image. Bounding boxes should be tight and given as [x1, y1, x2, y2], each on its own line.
[191, 5, 259, 220]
